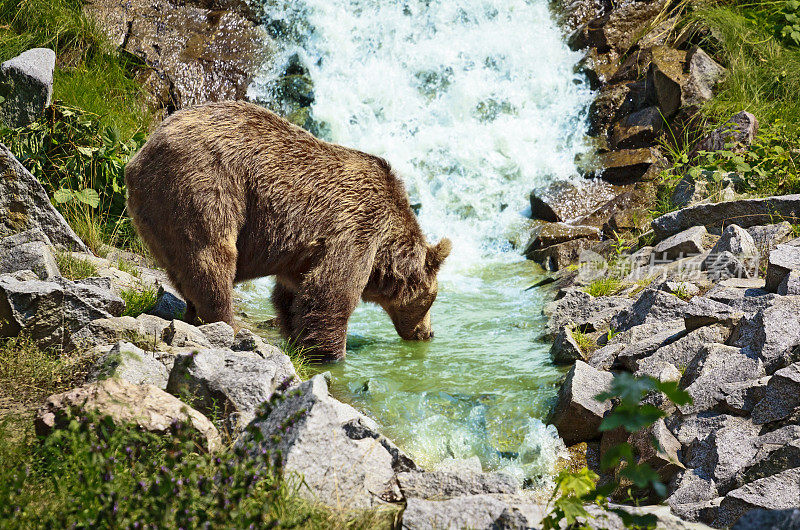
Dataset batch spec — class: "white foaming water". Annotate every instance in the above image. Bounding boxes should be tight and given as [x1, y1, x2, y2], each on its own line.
[245, 0, 593, 483]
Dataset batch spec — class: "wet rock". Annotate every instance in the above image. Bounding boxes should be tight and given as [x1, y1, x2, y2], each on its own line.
[594, 0, 670, 54]
[0, 144, 88, 251]
[610, 288, 689, 333]
[747, 222, 793, 254]
[765, 244, 800, 293]
[197, 321, 235, 348]
[35, 378, 221, 452]
[653, 225, 710, 260]
[525, 237, 597, 271]
[0, 48, 55, 127]
[0, 230, 59, 280]
[88, 341, 169, 389]
[732, 508, 800, 530]
[679, 344, 764, 415]
[550, 326, 586, 365]
[651, 194, 800, 240]
[588, 79, 657, 138]
[0, 275, 124, 349]
[547, 360, 614, 445]
[401, 494, 540, 530]
[732, 296, 800, 374]
[167, 348, 299, 425]
[575, 48, 620, 89]
[751, 363, 800, 424]
[684, 296, 744, 331]
[237, 375, 414, 509]
[523, 222, 600, 253]
[693, 111, 759, 156]
[609, 105, 664, 149]
[715, 468, 800, 528]
[599, 147, 666, 183]
[544, 289, 633, 336]
[529, 181, 620, 223]
[396, 471, 517, 500]
[161, 320, 212, 348]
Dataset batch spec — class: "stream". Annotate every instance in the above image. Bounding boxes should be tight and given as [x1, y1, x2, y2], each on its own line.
[239, 0, 593, 484]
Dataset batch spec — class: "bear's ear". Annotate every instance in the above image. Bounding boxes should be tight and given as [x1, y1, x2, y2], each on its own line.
[426, 238, 452, 273]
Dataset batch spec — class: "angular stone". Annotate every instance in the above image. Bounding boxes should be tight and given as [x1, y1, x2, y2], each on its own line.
[600, 147, 666, 183]
[525, 237, 596, 271]
[747, 222, 793, 254]
[709, 224, 758, 259]
[237, 375, 415, 509]
[596, 0, 670, 54]
[705, 285, 776, 317]
[652, 195, 800, 240]
[401, 494, 540, 530]
[549, 326, 586, 365]
[693, 111, 759, 156]
[88, 341, 169, 389]
[679, 345, 764, 415]
[197, 321, 235, 348]
[715, 469, 800, 528]
[0, 229, 60, 280]
[161, 320, 212, 348]
[632, 324, 730, 378]
[609, 106, 664, 150]
[683, 47, 727, 110]
[718, 377, 770, 415]
[524, 222, 600, 254]
[528, 180, 619, 223]
[739, 426, 800, 487]
[778, 270, 800, 296]
[684, 297, 744, 331]
[653, 225, 710, 260]
[667, 469, 719, 508]
[669, 497, 721, 526]
[0, 144, 88, 251]
[547, 361, 614, 445]
[69, 316, 143, 350]
[732, 508, 800, 530]
[148, 285, 186, 320]
[592, 322, 686, 371]
[35, 378, 221, 452]
[0, 48, 55, 127]
[167, 348, 299, 425]
[588, 79, 656, 137]
[544, 289, 633, 336]
[703, 251, 750, 281]
[629, 418, 685, 482]
[231, 328, 283, 358]
[765, 244, 800, 293]
[710, 420, 762, 494]
[610, 288, 689, 333]
[396, 471, 517, 501]
[733, 296, 800, 374]
[752, 363, 800, 424]
[650, 45, 688, 118]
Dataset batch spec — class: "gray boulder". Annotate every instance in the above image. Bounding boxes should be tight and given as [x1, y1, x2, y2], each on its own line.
[629, 324, 729, 377]
[236, 375, 415, 509]
[733, 296, 800, 373]
[778, 270, 800, 295]
[684, 296, 744, 331]
[652, 195, 800, 240]
[732, 508, 800, 530]
[148, 285, 186, 320]
[751, 363, 800, 424]
[667, 469, 719, 511]
[694, 111, 758, 155]
[710, 420, 762, 494]
[167, 348, 299, 426]
[590, 321, 685, 371]
[161, 320, 212, 348]
[715, 468, 800, 528]
[198, 321, 235, 348]
[88, 341, 169, 389]
[0, 229, 59, 280]
[0, 48, 55, 127]
[708, 224, 758, 258]
[705, 284, 777, 317]
[765, 244, 800, 293]
[747, 222, 793, 254]
[653, 225, 710, 260]
[679, 344, 765, 415]
[629, 418, 684, 483]
[718, 376, 770, 415]
[396, 471, 517, 500]
[401, 494, 540, 530]
[738, 426, 800, 487]
[549, 326, 586, 364]
[0, 144, 88, 251]
[231, 328, 284, 358]
[610, 289, 689, 333]
[702, 251, 750, 281]
[544, 289, 633, 335]
[547, 361, 614, 445]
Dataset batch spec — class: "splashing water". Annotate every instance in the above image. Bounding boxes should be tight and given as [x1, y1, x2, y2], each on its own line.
[242, 0, 593, 484]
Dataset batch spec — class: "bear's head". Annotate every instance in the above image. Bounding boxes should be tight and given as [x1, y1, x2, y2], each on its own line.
[384, 238, 451, 341]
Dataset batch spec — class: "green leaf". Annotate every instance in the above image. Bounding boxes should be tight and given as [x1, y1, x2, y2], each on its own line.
[654, 380, 692, 406]
[75, 188, 100, 208]
[53, 188, 74, 204]
[76, 146, 97, 157]
[601, 442, 633, 471]
[555, 496, 590, 525]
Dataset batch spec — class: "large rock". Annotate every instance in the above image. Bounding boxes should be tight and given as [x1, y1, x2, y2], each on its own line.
[732, 509, 800, 530]
[523, 222, 600, 254]
[0, 275, 124, 349]
[778, 270, 800, 296]
[544, 289, 633, 336]
[161, 319, 212, 348]
[738, 426, 800, 487]
[396, 471, 517, 501]
[599, 147, 666, 183]
[588, 79, 656, 137]
[653, 226, 710, 260]
[651, 46, 725, 118]
[590, 321, 686, 371]
[35, 378, 221, 452]
[707, 224, 757, 260]
[765, 244, 800, 293]
[0, 48, 55, 127]
[747, 222, 793, 254]
[609, 105, 664, 149]
[401, 494, 541, 530]
[550, 326, 586, 365]
[236, 375, 415, 509]
[610, 288, 689, 333]
[0, 144, 88, 251]
[732, 296, 800, 374]
[592, 0, 670, 54]
[684, 296, 744, 331]
[652, 195, 800, 240]
[629, 324, 730, 378]
[0, 229, 59, 280]
[167, 348, 299, 425]
[667, 469, 719, 518]
[528, 180, 620, 223]
[629, 418, 684, 483]
[693, 111, 759, 156]
[715, 468, 800, 528]
[88, 340, 169, 389]
[197, 321, 235, 348]
[85, 0, 270, 111]
[524, 237, 597, 271]
[751, 363, 800, 424]
[547, 361, 614, 445]
[69, 314, 169, 351]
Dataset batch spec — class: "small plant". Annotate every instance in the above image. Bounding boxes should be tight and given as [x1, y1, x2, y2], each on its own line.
[280, 337, 314, 380]
[671, 283, 694, 301]
[54, 250, 98, 280]
[780, 0, 800, 45]
[584, 277, 623, 297]
[119, 286, 157, 318]
[115, 259, 141, 278]
[571, 328, 597, 354]
[606, 327, 620, 342]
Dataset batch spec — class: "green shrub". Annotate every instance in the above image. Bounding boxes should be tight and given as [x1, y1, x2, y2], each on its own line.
[54, 250, 98, 280]
[120, 286, 157, 318]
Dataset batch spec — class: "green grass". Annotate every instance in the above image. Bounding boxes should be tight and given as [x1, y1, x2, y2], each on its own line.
[571, 328, 597, 354]
[119, 286, 157, 318]
[54, 250, 98, 280]
[115, 259, 141, 278]
[584, 276, 623, 297]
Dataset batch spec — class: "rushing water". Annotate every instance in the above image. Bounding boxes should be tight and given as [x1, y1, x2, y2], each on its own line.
[241, 0, 593, 483]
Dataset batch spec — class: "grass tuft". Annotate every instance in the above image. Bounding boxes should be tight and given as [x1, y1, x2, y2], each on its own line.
[584, 276, 623, 297]
[54, 251, 99, 280]
[119, 286, 158, 318]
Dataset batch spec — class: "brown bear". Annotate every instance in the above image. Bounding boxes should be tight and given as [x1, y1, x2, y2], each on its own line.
[125, 101, 450, 361]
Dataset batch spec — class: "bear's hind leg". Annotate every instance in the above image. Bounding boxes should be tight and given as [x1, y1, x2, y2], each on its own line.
[180, 240, 237, 326]
[271, 280, 297, 338]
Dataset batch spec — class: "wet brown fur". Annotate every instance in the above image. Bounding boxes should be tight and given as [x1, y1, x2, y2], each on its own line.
[125, 101, 450, 361]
